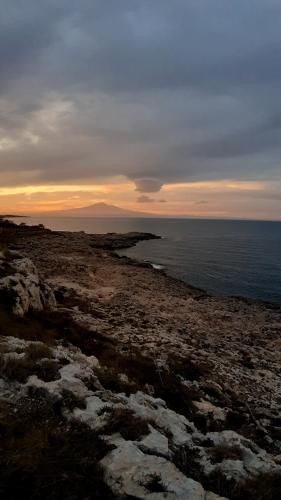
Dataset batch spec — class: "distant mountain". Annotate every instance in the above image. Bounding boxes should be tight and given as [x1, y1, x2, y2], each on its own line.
[46, 202, 158, 218]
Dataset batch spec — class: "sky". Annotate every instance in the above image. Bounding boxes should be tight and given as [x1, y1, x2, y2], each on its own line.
[0, 0, 281, 219]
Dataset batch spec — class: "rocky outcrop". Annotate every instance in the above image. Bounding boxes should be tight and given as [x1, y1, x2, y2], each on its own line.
[89, 231, 161, 250]
[101, 441, 222, 499]
[1, 220, 281, 499]
[0, 256, 56, 316]
[1, 335, 279, 499]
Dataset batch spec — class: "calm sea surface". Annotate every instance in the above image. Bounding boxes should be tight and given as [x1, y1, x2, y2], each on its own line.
[13, 217, 281, 304]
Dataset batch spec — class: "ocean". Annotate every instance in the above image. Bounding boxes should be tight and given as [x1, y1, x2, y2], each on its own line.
[12, 217, 281, 304]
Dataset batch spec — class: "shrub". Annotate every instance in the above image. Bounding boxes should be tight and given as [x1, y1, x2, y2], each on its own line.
[0, 389, 114, 499]
[0, 354, 61, 383]
[142, 474, 166, 493]
[173, 444, 202, 483]
[0, 354, 32, 383]
[25, 343, 53, 361]
[238, 472, 281, 500]
[34, 359, 61, 382]
[168, 354, 211, 382]
[95, 365, 138, 395]
[59, 389, 87, 412]
[102, 406, 150, 441]
[0, 308, 58, 344]
[0, 260, 14, 279]
[208, 444, 243, 464]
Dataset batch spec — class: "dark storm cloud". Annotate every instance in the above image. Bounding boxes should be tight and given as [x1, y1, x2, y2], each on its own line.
[0, 1, 65, 92]
[137, 195, 167, 204]
[0, 0, 281, 191]
[189, 111, 281, 160]
[134, 178, 163, 193]
[137, 195, 155, 203]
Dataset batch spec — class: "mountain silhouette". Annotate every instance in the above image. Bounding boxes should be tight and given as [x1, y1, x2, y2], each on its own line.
[48, 202, 158, 218]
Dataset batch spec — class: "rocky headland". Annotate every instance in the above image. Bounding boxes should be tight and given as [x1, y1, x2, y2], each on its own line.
[0, 219, 280, 499]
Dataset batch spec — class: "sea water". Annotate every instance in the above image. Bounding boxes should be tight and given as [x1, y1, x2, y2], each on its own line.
[13, 217, 281, 303]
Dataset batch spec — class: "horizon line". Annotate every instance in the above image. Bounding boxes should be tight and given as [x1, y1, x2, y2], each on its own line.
[5, 214, 281, 223]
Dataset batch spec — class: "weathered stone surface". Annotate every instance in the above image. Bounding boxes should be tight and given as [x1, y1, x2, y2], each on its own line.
[0, 257, 56, 316]
[1, 335, 280, 499]
[193, 400, 226, 422]
[201, 430, 280, 480]
[139, 425, 170, 457]
[101, 441, 206, 499]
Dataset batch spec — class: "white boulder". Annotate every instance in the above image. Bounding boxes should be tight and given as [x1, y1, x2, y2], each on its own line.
[0, 257, 56, 316]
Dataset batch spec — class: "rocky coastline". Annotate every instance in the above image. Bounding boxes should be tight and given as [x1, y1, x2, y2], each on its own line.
[0, 219, 280, 499]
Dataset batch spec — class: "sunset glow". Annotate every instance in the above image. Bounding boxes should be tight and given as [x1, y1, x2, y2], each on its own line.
[0, 179, 280, 220]
[0, 2, 280, 220]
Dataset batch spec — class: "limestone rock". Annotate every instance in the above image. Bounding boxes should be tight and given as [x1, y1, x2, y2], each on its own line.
[101, 441, 206, 499]
[1, 335, 280, 500]
[0, 257, 56, 316]
[193, 400, 226, 422]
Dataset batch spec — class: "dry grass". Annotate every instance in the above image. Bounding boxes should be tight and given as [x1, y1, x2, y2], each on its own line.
[141, 474, 166, 493]
[209, 444, 243, 464]
[59, 388, 87, 411]
[101, 406, 150, 441]
[92, 343, 205, 419]
[201, 469, 281, 500]
[0, 387, 114, 499]
[25, 343, 53, 361]
[168, 353, 211, 382]
[0, 295, 206, 418]
[173, 444, 202, 482]
[0, 353, 61, 383]
[0, 259, 14, 279]
[0, 304, 202, 418]
[174, 442, 281, 500]
[87, 339, 204, 417]
[34, 359, 61, 382]
[0, 354, 33, 383]
[238, 473, 281, 500]
[95, 365, 138, 395]
[0, 308, 58, 344]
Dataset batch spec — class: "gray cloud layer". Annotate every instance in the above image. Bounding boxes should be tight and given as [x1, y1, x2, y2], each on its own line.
[0, 0, 281, 191]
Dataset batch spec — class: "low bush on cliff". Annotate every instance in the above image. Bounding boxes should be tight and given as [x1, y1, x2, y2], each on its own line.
[0, 301, 205, 422]
[0, 387, 114, 500]
[0, 259, 14, 279]
[140, 474, 166, 493]
[209, 444, 243, 464]
[200, 469, 281, 500]
[25, 342, 53, 361]
[0, 354, 35, 383]
[93, 346, 203, 418]
[174, 442, 281, 500]
[101, 406, 150, 441]
[0, 353, 61, 384]
[0, 308, 58, 343]
[94, 365, 139, 394]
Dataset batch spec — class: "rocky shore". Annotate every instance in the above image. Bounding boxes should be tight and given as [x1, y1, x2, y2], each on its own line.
[0, 219, 280, 499]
